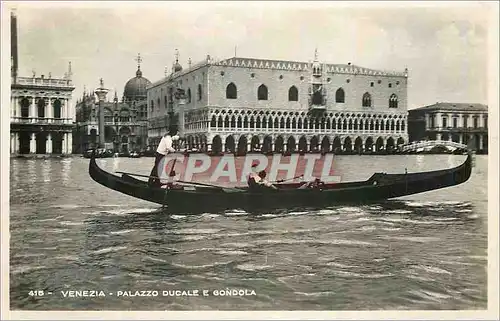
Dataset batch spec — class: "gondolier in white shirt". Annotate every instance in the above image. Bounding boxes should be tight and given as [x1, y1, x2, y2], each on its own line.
[148, 127, 180, 187]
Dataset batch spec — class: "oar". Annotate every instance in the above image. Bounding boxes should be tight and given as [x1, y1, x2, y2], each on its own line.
[116, 171, 163, 179]
[115, 171, 243, 192]
[175, 180, 245, 192]
[273, 174, 304, 183]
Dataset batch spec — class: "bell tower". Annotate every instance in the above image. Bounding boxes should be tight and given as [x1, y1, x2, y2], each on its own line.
[308, 48, 327, 115]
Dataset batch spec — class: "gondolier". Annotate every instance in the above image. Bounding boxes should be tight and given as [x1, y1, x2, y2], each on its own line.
[148, 127, 180, 187]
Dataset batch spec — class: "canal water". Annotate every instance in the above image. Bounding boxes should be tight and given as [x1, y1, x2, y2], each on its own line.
[9, 154, 487, 310]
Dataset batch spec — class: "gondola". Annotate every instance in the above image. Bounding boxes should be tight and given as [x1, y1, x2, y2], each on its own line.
[89, 151, 472, 213]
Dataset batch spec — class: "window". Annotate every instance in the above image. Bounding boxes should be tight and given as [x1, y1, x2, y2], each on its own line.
[258, 84, 268, 100]
[288, 86, 298, 101]
[388, 83, 392, 88]
[389, 94, 398, 108]
[442, 117, 447, 128]
[21, 98, 30, 118]
[197, 84, 202, 101]
[187, 88, 191, 103]
[150, 100, 154, 112]
[453, 118, 458, 128]
[335, 88, 345, 103]
[362, 92, 372, 107]
[37, 98, 45, 118]
[484, 116, 488, 128]
[473, 117, 478, 128]
[463, 116, 468, 128]
[370, 82, 374, 87]
[226, 83, 237, 99]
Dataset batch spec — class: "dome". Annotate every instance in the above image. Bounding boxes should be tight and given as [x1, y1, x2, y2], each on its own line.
[173, 62, 183, 72]
[123, 68, 151, 101]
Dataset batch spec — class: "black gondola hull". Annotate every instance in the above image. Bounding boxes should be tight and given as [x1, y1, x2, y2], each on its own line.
[89, 152, 472, 213]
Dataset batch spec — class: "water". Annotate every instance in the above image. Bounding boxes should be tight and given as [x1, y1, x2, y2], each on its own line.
[9, 154, 487, 310]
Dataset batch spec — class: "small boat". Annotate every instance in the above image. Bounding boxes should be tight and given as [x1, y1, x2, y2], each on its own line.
[88, 151, 472, 213]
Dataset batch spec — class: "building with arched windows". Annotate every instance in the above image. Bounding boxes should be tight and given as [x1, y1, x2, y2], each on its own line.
[408, 102, 488, 153]
[147, 50, 409, 154]
[10, 11, 75, 156]
[73, 60, 149, 154]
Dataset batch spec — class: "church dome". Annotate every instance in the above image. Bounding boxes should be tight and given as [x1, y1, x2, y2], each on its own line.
[123, 68, 151, 101]
[173, 62, 183, 72]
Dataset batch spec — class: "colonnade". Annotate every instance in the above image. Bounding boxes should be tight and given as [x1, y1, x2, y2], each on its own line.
[10, 96, 73, 123]
[10, 132, 73, 154]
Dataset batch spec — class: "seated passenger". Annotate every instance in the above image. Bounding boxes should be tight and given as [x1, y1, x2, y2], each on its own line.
[247, 164, 261, 188]
[298, 178, 325, 189]
[256, 170, 278, 190]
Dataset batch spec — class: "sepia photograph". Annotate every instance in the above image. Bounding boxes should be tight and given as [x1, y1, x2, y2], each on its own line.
[1, 1, 498, 319]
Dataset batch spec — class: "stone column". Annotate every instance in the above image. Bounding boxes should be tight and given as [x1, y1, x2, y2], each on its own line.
[11, 96, 15, 118]
[62, 133, 67, 154]
[30, 97, 36, 122]
[30, 133, 36, 153]
[46, 133, 53, 154]
[67, 133, 73, 154]
[459, 133, 463, 144]
[16, 98, 21, 118]
[68, 98, 74, 123]
[65, 98, 70, 123]
[47, 98, 53, 123]
[10, 133, 15, 153]
[479, 135, 484, 150]
[15, 133, 19, 153]
[436, 133, 442, 141]
[61, 99, 67, 123]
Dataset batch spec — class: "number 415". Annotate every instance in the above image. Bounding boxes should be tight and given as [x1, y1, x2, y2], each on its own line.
[29, 290, 44, 296]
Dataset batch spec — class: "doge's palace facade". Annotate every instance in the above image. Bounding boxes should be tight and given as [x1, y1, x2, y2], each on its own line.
[148, 51, 408, 154]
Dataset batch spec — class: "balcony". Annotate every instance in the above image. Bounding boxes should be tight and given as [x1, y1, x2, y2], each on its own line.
[10, 117, 73, 125]
[14, 76, 75, 89]
[427, 126, 488, 133]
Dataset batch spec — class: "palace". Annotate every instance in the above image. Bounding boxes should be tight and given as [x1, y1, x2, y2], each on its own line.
[10, 11, 75, 155]
[73, 57, 149, 154]
[408, 102, 488, 153]
[148, 50, 409, 154]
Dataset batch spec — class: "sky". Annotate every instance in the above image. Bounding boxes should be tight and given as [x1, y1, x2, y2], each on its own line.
[6, 1, 493, 109]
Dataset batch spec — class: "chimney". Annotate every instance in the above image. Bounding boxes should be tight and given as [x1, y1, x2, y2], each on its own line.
[11, 10, 18, 80]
